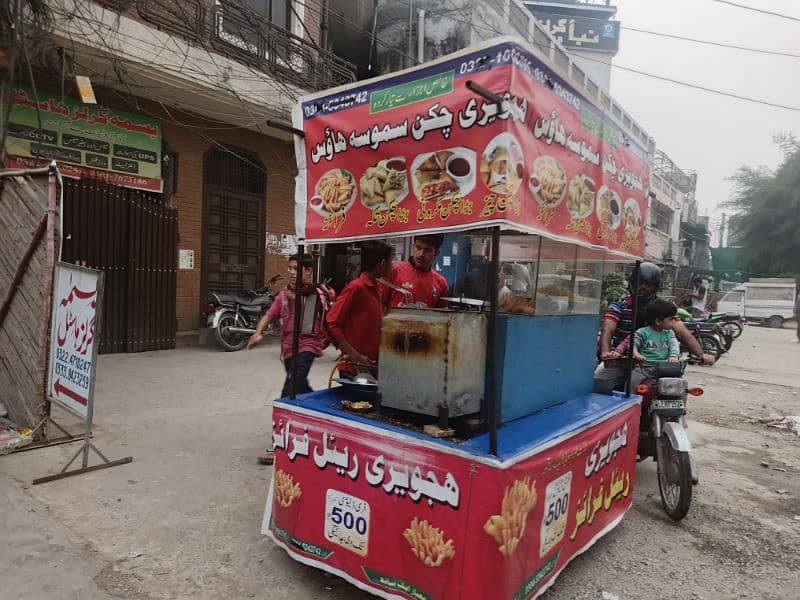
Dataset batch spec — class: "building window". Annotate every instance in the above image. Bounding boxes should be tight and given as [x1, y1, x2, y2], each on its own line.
[215, 0, 297, 64]
[650, 199, 672, 234]
[242, 0, 291, 30]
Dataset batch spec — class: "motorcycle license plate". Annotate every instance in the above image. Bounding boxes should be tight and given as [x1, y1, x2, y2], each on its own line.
[652, 399, 684, 410]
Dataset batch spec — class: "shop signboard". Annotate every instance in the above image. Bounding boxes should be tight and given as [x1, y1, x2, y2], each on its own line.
[262, 398, 641, 599]
[4, 86, 162, 192]
[47, 263, 103, 419]
[534, 13, 621, 53]
[293, 38, 648, 257]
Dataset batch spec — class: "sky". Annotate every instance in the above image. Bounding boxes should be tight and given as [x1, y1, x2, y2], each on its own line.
[606, 0, 800, 238]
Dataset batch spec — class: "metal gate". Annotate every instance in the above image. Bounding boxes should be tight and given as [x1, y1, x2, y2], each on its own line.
[61, 178, 178, 353]
[202, 148, 266, 299]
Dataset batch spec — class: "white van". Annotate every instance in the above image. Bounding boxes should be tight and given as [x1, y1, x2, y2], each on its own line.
[716, 278, 797, 328]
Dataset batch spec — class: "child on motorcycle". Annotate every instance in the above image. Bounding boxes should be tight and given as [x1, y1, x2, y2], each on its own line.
[615, 298, 680, 386]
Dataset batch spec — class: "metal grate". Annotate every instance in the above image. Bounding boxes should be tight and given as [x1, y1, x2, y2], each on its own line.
[203, 147, 265, 195]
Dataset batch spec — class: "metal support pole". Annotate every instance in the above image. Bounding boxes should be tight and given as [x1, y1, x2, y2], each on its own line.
[368, 0, 379, 72]
[417, 9, 425, 64]
[487, 227, 501, 456]
[290, 244, 305, 399]
[625, 261, 641, 397]
[408, 0, 414, 67]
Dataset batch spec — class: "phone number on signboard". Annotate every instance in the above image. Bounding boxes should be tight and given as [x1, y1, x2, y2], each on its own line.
[457, 48, 536, 79]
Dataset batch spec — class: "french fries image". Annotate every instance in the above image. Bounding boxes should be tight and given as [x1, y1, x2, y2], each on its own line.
[274, 469, 302, 508]
[483, 477, 538, 557]
[403, 517, 455, 567]
[318, 170, 355, 213]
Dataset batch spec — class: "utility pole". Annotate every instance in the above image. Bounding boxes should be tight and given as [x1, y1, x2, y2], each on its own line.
[718, 212, 727, 248]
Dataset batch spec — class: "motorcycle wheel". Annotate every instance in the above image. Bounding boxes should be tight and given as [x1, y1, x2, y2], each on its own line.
[701, 336, 721, 360]
[656, 437, 692, 521]
[724, 321, 743, 339]
[214, 311, 248, 351]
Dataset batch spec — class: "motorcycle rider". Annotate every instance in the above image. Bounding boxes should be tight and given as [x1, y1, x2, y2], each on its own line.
[688, 274, 709, 318]
[596, 262, 714, 390]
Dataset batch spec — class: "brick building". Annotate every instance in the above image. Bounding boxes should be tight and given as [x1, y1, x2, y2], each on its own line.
[4, 0, 356, 350]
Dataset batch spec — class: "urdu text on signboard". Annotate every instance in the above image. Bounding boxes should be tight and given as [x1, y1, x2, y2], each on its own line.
[5, 86, 162, 192]
[293, 39, 647, 257]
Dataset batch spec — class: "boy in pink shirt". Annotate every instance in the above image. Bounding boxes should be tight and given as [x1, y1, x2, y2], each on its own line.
[248, 254, 328, 398]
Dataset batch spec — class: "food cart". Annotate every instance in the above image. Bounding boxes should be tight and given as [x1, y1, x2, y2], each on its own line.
[261, 37, 649, 599]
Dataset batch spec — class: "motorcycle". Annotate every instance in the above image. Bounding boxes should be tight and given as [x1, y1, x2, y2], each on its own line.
[682, 306, 745, 340]
[203, 275, 281, 351]
[678, 308, 734, 360]
[701, 312, 744, 339]
[634, 360, 704, 521]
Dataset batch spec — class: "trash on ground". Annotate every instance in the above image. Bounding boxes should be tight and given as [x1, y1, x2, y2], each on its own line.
[0, 417, 33, 455]
[765, 416, 800, 437]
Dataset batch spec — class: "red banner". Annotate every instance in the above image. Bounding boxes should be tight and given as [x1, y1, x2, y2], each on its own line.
[262, 400, 641, 599]
[294, 39, 648, 257]
[4, 156, 163, 193]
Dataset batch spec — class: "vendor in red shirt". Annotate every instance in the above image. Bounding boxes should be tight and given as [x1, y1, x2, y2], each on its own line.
[381, 234, 448, 309]
[326, 240, 393, 377]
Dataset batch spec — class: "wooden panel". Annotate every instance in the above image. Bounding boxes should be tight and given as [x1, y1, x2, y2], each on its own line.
[0, 173, 55, 432]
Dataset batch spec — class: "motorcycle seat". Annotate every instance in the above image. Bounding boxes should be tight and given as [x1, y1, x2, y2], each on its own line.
[684, 321, 715, 331]
[212, 293, 270, 307]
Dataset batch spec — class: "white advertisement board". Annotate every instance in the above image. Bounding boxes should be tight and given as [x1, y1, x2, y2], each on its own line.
[47, 263, 103, 419]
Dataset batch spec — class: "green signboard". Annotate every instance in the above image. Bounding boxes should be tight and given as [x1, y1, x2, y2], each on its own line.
[4, 86, 163, 192]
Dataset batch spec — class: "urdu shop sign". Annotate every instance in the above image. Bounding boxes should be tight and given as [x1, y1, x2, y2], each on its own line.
[4, 86, 163, 192]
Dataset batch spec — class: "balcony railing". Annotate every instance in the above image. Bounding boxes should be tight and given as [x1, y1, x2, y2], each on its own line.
[92, 0, 357, 91]
[211, 1, 356, 91]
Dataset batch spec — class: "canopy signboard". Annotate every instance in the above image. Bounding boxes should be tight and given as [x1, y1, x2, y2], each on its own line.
[293, 38, 648, 257]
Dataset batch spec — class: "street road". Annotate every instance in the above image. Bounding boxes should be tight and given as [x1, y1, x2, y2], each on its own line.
[1, 326, 798, 599]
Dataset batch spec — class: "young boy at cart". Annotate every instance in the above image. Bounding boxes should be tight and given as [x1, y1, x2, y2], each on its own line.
[248, 253, 330, 463]
[327, 240, 393, 377]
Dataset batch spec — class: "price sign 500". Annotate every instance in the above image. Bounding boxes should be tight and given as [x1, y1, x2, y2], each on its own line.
[325, 490, 371, 557]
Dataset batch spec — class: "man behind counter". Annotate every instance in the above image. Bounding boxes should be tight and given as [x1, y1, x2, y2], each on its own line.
[381, 234, 448, 309]
[327, 240, 393, 377]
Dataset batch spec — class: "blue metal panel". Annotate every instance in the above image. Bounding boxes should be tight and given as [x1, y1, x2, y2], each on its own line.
[276, 388, 639, 462]
[435, 233, 470, 289]
[496, 314, 599, 423]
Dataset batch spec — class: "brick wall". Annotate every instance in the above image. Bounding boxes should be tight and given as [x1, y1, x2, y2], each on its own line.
[162, 120, 297, 334]
[302, 0, 324, 46]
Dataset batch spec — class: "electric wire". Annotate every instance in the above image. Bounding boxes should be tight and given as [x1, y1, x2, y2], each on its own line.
[710, 0, 800, 22]
[620, 25, 800, 59]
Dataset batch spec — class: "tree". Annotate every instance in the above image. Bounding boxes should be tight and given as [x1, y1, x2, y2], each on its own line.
[723, 139, 800, 277]
[600, 271, 626, 314]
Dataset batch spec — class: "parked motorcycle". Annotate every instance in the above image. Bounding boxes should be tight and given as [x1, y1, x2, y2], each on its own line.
[702, 312, 744, 339]
[678, 308, 734, 360]
[203, 275, 281, 351]
[635, 360, 704, 521]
